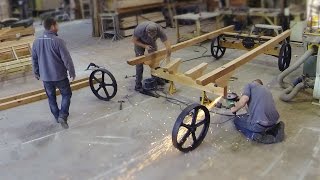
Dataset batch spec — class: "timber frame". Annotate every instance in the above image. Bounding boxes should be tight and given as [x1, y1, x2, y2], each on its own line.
[127, 25, 291, 101]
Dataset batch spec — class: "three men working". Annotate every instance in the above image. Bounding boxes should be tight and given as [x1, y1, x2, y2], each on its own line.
[32, 18, 75, 129]
[231, 79, 285, 144]
[132, 21, 171, 91]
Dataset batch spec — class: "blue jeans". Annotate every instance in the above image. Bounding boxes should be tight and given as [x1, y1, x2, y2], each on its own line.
[234, 115, 272, 140]
[43, 78, 72, 120]
[134, 44, 157, 88]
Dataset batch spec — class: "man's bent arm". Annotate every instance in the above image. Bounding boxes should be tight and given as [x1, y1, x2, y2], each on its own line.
[132, 36, 147, 49]
[231, 95, 249, 113]
[163, 40, 171, 64]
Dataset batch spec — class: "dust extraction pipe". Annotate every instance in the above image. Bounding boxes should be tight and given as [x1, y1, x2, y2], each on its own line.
[280, 82, 305, 102]
[277, 48, 315, 89]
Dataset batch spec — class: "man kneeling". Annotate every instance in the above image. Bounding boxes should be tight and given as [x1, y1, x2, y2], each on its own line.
[231, 79, 285, 144]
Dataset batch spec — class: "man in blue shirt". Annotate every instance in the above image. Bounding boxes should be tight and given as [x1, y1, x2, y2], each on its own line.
[32, 18, 76, 129]
[231, 79, 285, 144]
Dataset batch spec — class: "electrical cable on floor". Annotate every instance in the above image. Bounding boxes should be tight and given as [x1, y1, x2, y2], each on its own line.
[155, 88, 237, 124]
[182, 43, 212, 63]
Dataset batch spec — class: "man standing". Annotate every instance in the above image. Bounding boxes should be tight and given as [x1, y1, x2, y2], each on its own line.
[132, 21, 171, 91]
[32, 18, 76, 129]
[231, 79, 285, 144]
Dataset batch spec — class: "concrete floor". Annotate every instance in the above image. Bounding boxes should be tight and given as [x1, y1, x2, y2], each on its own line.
[0, 20, 320, 180]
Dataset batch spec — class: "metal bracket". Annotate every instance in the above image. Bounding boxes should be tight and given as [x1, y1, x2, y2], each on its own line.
[200, 91, 212, 105]
[169, 81, 177, 95]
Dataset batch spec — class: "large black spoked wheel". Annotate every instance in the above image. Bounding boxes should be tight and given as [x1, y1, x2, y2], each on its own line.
[89, 68, 117, 101]
[172, 103, 210, 153]
[211, 35, 226, 60]
[278, 43, 292, 72]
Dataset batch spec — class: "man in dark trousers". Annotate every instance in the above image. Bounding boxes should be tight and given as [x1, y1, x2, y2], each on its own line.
[231, 79, 285, 144]
[32, 18, 76, 129]
[132, 21, 171, 91]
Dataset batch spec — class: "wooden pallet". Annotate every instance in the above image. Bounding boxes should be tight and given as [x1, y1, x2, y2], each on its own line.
[119, 12, 166, 37]
[0, 36, 34, 79]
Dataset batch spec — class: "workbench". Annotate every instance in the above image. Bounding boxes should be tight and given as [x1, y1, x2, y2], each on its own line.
[174, 11, 222, 43]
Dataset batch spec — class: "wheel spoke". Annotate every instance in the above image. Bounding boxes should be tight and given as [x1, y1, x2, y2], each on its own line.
[102, 86, 110, 98]
[96, 86, 102, 92]
[93, 76, 101, 83]
[179, 130, 191, 146]
[192, 132, 197, 142]
[104, 83, 114, 87]
[196, 120, 206, 127]
[191, 108, 199, 125]
[181, 123, 191, 130]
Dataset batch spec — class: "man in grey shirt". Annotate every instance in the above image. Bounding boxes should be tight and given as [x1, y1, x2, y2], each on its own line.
[32, 18, 76, 129]
[132, 21, 171, 91]
[231, 79, 285, 144]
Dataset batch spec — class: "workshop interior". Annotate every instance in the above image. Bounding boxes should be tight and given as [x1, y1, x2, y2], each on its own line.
[0, 0, 320, 179]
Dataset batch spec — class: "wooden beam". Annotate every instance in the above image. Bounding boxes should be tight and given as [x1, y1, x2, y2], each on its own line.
[0, 77, 96, 111]
[127, 25, 235, 66]
[162, 58, 181, 74]
[184, 63, 208, 79]
[151, 68, 225, 96]
[220, 41, 279, 56]
[196, 30, 291, 86]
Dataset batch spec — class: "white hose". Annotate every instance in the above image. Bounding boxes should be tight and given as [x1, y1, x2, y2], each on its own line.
[280, 82, 306, 102]
[277, 49, 315, 89]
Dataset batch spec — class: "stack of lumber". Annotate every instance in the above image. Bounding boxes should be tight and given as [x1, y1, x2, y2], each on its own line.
[120, 11, 166, 37]
[0, 26, 35, 42]
[0, 36, 34, 80]
[106, 0, 164, 13]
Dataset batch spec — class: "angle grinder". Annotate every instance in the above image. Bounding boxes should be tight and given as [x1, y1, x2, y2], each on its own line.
[215, 92, 239, 109]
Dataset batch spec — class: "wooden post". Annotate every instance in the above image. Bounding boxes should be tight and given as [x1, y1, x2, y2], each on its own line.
[91, 0, 103, 37]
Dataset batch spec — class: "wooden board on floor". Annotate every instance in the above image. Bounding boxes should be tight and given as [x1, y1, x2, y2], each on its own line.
[0, 77, 97, 111]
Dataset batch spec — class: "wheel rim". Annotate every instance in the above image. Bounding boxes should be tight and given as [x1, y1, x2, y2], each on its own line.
[211, 35, 226, 59]
[278, 43, 292, 71]
[172, 103, 210, 153]
[89, 68, 117, 101]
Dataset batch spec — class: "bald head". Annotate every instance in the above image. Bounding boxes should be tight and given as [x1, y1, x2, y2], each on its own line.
[253, 79, 263, 85]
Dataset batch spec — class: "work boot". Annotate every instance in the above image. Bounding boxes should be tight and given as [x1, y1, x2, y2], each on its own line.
[58, 117, 69, 129]
[257, 134, 276, 144]
[156, 78, 166, 86]
[275, 121, 285, 143]
[135, 82, 143, 92]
